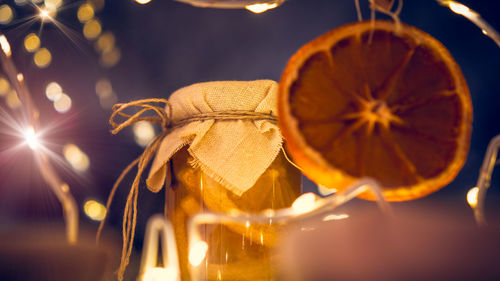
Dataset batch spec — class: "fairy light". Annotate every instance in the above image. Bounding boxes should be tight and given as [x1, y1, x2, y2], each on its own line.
[438, 0, 500, 48]
[63, 143, 90, 172]
[318, 184, 337, 196]
[133, 121, 156, 147]
[0, 34, 11, 57]
[23, 127, 40, 150]
[83, 199, 107, 221]
[53, 93, 72, 113]
[189, 240, 208, 267]
[83, 19, 102, 40]
[467, 187, 479, 208]
[45, 81, 63, 101]
[245, 3, 278, 13]
[33, 47, 52, 68]
[99, 47, 121, 67]
[24, 33, 41, 52]
[0, 76, 10, 95]
[135, 0, 152, 4]
[322, 213, 349, 221]
[0, 5, 13, 24]
[77, 3, 94, 23]
[142, 267, 178, 281]
[292, 192, 317, 214]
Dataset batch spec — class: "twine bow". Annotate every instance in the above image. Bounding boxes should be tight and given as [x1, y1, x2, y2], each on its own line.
[97, 98, 280, 280]
[97, 98, 171, 281]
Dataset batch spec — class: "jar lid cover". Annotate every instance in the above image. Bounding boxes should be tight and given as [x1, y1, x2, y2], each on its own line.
[147, 80, 283, 196]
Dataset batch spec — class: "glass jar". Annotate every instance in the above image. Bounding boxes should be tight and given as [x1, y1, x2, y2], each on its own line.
[167, 147, 301, 281]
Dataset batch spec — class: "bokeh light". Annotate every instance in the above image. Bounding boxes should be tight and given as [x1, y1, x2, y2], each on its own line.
[0, 76, 11, 96]
[135, 0, 152, 4]
[63, 143, 90, 172]
[44, 0, 63, 10]
[142, 267, 178, 281]
[95, 31, 115, 53]
[53, 93, 72, 113]
[77, 3, 94, 23]
[133, 121, 156, 147]
[88, 0, 104, 11]
[245, 3, 279, 13]
[24, 33, 41, 53]
[99, 47, 121, 67]
[95, 78, 118, 109]
[45, 81, 63, 101]
[83, 199, 106, 221]
[83, 19, 102, 40]
[6, 90, 21, 109]
[34, 47, 52, 68]
[292, 192, 317, 214]
[189, 240, 208, 267]
[0, 4, 13, 24]
[467, 186, 479, 208]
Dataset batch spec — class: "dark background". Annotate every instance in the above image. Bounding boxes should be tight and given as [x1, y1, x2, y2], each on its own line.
[0, 0, 499, 277]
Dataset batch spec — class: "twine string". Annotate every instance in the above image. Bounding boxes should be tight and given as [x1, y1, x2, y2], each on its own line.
[97, 98, 281, 281]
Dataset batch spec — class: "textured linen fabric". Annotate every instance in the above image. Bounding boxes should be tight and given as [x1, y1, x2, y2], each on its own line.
[147, 80, 282, 196]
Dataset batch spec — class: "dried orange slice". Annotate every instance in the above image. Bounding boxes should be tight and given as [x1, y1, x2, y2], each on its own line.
[278, 20, 472, 201]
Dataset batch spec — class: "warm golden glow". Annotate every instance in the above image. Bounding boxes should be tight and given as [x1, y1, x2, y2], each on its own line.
[23, 127, 39, 150]
[322, 213, 349, 221]
[45, 81, 63, 101]
[0, 77, 10, 96]
[133, 121, 156, 147]
[317, 184, 337, 196]
[34, 48, 52, 68]
[24, 33, 41, 53]
[6, 90, 21, 108]
[77, 3, 94, 23]
[189, 240, 208, 267]
[53, 93, 72, 113]
[95, 32, 115, 53]
[16, 73, 23, 82]
[100, 47, 121, 67]
[467, 186, 479, 208]
[83, 199, 107, 221]
[39, 8, 54, 21]
[135, 0, 152, 4]
[95, 78, 117, 108]
[44, 0, 63, 9]
[292, 192, 317, 214]
[142, 267, 178, 281]
[63, 143, 90, 171]
[0, 5, 13, 24]
[245, 3, 278, 13]
[83, 19, 102, 40]
[0, 34, 11, 57]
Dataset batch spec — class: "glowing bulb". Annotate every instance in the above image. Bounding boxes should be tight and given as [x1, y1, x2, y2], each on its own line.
[24, 127, 39, 150]
[63, 143, 90, 171]
[245, 3, 278, 13]
[142, 267, 177, 281]
[322, 213, 349, 221]
[317, 184, 337, 196]
[467, 187, 479, 208]
[45, 81, 63, 101]
[0, 5, 13, 24]
[189, 240, 208, 267]
[53, 93, 72, 113]
[0, 34, 11, 57]
[292, 192, 317, 214]
[77, 3, 94, 23]
[83, 199, 107, 221]
[448, 1, 473, 16]
[34, 47, 52, 68]
[39, 8, 52, 20]
[133, 121, 156, 147]
[135, 0, 152, 4]
[0, 76, 11, 96]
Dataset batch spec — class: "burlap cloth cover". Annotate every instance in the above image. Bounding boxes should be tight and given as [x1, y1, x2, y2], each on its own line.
[147, 79, 283, 196]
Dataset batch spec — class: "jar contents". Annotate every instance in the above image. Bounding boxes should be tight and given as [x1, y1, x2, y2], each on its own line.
[168, 147, 301, 281]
